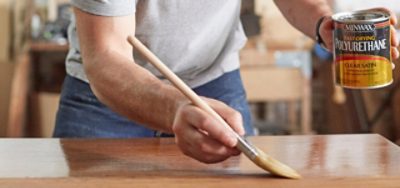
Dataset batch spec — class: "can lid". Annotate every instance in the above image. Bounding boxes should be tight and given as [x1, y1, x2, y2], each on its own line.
[332, 10, 390, 23]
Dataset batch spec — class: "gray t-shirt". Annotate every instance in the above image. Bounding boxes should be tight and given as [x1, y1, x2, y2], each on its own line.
[67, 0, 247, 88]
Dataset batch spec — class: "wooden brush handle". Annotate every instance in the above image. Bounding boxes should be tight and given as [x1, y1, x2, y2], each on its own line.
[127, 36, 258, 160]
[127, 36, 239, 138]
[128, 36, 277, 167]
[127, 37, 302, 178]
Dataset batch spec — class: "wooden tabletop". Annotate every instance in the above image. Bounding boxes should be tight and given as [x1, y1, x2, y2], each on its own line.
[0, 134, 399, 187]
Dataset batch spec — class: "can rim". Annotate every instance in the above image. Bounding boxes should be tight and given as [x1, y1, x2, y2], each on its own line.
[332, 10, 390, 23]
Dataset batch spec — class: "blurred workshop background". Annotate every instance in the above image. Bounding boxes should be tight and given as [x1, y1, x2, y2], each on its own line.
[0, 0, 399, 145]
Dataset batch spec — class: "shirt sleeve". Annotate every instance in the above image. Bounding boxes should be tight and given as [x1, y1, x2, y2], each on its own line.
[71, 0, 136, 16]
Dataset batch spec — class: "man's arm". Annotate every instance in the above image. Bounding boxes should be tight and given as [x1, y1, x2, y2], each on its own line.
[273, 0, 333, 50]
[74, 8, 244, 163]
[273, 0, 332, 40]
[74, 8, 181, 133]
[273, 0, 399, 58]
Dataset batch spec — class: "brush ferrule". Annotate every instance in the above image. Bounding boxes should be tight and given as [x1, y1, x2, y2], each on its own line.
[236, 137, 259, 160]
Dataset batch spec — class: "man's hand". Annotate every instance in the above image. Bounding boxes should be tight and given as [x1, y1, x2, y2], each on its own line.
[172, 98, 245, 164]
[319, 8, 400, 60]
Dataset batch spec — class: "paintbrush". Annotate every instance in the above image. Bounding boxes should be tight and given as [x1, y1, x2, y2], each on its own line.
[127, 36, 301, 179]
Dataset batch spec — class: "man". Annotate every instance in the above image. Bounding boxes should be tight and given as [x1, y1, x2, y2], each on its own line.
[54, 0, 399, 164]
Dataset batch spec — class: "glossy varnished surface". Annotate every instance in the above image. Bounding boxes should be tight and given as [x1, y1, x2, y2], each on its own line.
[0, 134, 399, 187]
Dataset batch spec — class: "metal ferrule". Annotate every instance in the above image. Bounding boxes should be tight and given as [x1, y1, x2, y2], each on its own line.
[236, 136, 259, 160]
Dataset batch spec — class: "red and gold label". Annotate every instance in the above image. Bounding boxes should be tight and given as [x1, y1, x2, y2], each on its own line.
[333, 11, 392, 89]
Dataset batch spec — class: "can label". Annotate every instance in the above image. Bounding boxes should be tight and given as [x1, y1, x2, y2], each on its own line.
[333, 11, 392, 89]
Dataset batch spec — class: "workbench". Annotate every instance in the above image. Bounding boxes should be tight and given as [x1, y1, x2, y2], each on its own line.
[0, 134, 398, 187]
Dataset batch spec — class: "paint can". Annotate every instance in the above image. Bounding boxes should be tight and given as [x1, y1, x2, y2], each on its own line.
[332, 10, 392, 89]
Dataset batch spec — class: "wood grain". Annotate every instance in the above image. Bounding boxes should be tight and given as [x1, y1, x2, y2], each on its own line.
[0, 134, 399, 187]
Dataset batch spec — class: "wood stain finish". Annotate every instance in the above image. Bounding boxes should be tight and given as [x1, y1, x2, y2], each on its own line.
[0, 134, 399, 187]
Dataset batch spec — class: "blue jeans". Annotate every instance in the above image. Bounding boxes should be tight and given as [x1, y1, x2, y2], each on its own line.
[53, 70, 254, 138]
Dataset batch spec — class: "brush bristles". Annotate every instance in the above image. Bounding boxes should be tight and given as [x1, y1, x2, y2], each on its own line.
[253, 148, 301, 179]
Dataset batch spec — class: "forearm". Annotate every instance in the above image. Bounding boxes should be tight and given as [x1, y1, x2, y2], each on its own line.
[84, 49, 187, 133]
[273, 0, 332, 38]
